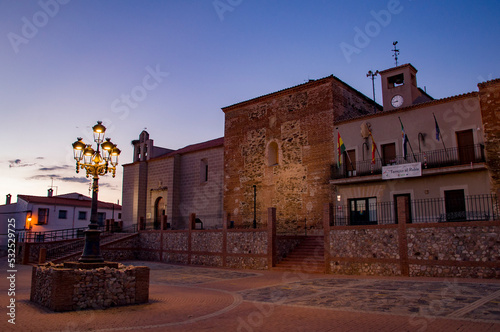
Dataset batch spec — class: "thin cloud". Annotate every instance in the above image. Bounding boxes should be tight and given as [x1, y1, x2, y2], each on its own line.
[27, 174, 90, 184]
[9, 159, 35, 168]
[38, 165, 73, 172]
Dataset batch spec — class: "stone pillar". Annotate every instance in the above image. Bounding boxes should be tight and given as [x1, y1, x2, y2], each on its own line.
[38, 248, 46, 264]
[222, 212, 229, 267]
[188, 213, 195, 264]
[162, 215, 169, 230]
[139, 217, 145, 231]
[22, 243, 30, 265]
[397, 196, 410, 276]
[189, 213, 196, 230]
[323, 203, 333, 274]
[267, 208, 277, 268]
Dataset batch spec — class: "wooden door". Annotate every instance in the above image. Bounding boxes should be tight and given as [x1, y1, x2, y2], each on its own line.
[456, 130, 474, 164]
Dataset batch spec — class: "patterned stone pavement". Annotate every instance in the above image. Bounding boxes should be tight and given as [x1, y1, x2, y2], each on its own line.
[1, 259, 500, 331]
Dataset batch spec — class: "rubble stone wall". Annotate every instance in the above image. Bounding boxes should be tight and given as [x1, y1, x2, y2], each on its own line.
[30, 263, 149, 312]
[327, 221, 500, 278]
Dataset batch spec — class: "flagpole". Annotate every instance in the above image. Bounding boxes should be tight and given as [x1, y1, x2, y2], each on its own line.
[370, 131, 383, 161]
[398, 117, 417, 162]
[433, 113, 449, 158]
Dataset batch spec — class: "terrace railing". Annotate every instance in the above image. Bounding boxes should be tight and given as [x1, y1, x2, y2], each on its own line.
[332, 194, 499, 226]
[331, 144, 485, 179]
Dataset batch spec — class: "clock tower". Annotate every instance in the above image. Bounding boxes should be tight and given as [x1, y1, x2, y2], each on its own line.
[379, 64, 432, 111]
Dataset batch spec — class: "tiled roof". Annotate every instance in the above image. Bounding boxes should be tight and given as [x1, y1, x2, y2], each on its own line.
[478, 77, 500, 88]
[17, 194, 121, 210]
[163, 137, 224, 157]
[334, 91, 479, 125]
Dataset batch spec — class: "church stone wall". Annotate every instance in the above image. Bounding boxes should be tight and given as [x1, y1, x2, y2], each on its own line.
[479, 79, 500, 194]
[223, 77, 375, 233]
[178, 147, 224, 229]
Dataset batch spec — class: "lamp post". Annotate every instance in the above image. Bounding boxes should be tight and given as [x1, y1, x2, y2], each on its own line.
[72, 121, 121, 263]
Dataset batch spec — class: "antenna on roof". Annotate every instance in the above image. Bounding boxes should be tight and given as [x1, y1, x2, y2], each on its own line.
[392, 41, 400, 67]
[48, 177, 58, 196]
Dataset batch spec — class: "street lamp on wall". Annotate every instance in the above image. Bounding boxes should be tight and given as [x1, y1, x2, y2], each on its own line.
[72, 121, 121, 263]
[26, 211, 32, 229]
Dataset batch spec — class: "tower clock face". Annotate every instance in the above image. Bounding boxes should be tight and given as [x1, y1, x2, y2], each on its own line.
[391, 95, 404, 108]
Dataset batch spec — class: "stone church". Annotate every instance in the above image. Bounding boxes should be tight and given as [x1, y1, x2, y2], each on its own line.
[122, 63, 500, 233]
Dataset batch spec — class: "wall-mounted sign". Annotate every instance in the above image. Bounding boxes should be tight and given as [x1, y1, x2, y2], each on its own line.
[382, 162, 422, 180]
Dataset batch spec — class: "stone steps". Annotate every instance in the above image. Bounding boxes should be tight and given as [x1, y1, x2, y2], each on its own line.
[274, 236, 325, 273]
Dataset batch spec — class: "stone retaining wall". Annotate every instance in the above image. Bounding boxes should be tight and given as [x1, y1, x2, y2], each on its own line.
[137, 228, 270, 270]
[326, 221, 500, 278]
[30, 263, 149, 312]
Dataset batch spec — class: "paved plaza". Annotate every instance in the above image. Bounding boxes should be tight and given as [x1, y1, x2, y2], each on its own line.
[2, 260, 500, 331]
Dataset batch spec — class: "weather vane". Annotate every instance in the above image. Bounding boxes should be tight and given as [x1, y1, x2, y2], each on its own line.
[392, 41, 400, 67]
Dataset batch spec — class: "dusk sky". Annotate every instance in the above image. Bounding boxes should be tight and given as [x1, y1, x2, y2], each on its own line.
[1, 0, 499, 204]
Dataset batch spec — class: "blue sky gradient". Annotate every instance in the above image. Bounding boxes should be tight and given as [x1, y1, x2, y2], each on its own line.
[1, 0, 499, 203]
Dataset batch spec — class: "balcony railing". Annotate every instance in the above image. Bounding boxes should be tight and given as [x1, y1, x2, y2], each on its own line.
[332, 194, 498, 226]
[331, 144, 485, 179]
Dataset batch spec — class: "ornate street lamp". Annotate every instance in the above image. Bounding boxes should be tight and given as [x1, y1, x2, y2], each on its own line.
[72, 121, 121, 263]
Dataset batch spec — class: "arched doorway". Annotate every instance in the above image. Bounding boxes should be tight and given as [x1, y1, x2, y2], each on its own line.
[154, 196, 165, 230]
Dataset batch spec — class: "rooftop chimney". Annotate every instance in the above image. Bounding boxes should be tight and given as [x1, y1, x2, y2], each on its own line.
[48, 188, 54, 197]
[6, 194, 12, 205]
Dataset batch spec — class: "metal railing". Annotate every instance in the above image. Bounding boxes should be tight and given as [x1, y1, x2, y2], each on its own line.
[16, 222, 136, 243]
[16, 227, 89, 243]
[332, 194, 499, 226]
[332, 144, 485, 179]
[45, 224, 138, 262]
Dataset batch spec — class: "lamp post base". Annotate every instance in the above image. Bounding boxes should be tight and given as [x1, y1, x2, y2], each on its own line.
[79, 227, 104, 263]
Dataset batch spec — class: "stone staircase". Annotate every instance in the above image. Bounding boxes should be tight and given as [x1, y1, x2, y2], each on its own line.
[274, 236, 325, 273]
[48, 232, 136, 263]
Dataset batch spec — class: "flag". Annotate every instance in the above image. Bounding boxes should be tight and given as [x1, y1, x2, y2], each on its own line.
[434, 115, 440, 141]
[401, 122, 408, 160]
[337, 132, 346, 167]
[370, 133, 377, 164]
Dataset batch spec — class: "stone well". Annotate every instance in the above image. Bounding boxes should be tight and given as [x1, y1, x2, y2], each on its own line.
[30, 262, 149, 312]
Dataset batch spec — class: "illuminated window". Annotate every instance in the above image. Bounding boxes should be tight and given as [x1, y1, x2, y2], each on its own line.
[38, 208, 49, 225]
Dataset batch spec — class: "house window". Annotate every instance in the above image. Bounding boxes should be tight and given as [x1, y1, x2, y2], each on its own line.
[268, 142, 279, 166]
[58, 210, 68, 219]
[382, 143, 396, 165]
[78, 211, 87, 220]
[118, 213, 122, 219]
[200, 159, 208, 182]
[38, 208, 49, 224]
[348, 197, 377, 225]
